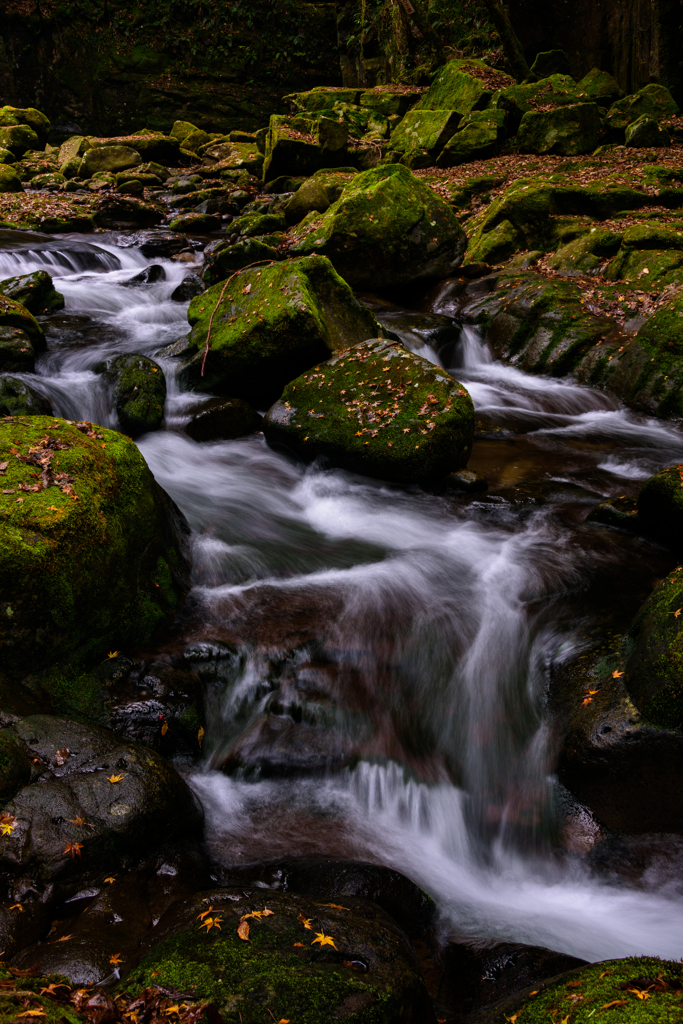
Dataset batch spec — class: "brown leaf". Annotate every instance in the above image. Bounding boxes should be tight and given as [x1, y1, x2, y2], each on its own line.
[55, 748, 69, 766]
[237, 919, 250, 942]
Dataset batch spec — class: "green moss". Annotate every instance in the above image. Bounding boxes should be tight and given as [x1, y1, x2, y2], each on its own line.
[484, 957, 683, 1024]
[101, 353, 166, 438]
[416, 59, 514, 114]
[38, 665, 109, 726]
[0, 966, 83, 1024]
[516, 103, 601, 156]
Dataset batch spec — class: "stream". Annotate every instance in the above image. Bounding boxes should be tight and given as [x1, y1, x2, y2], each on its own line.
[3, 227, 683, 965]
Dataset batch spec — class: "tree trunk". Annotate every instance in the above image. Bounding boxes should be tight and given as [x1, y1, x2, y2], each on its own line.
[397, 0, 443, 53]
[480, 0, 530, 81]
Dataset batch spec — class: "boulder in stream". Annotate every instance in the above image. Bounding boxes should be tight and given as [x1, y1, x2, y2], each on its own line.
[0, 375, 53, 415]
[0, 293, 46, 349]
[178, 254, 389, 406]
[185, 396, 261, 442]
[263, 338, 474, 485]
[289, 164, 468, 288]
[120, 887, 435, 1024]
[96, 353, 167, 437]
[637, 463, 683, 547]
[0, 416, 190, 676]
[0, 328, 36, 373]
[0, 270, 64, 314]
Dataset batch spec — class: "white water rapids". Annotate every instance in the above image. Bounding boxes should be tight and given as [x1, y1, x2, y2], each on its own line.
[3, 228, 683, 964]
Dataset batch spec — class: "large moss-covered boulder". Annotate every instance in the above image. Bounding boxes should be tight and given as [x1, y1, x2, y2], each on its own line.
[263, 338, 474, 484]
[436, 111, 503, 167]
[121, 887, 434, 1024]
[201, 237, 282, 285]
[516, 103, 600, 155]
[605, 82, 679, 133]
[575, 67, 623, 105]
[0, 166, 23, 192]
[0, 106, 50, 145]
[0, 124, 39, 157]
[387, 110, 461, 161]
[262, 115, 345, 181]
[417, 59, 514, 113]
[625, 114, 671, 147]
[626, 565, 683, 730]
[98, 353, 167, 437]
[0, 328, 36, 373]
[282, 170, 356, 225]
[545, 227, 622, 275]
[284, 86, 361, 113]
[360, 86, 423, 117]
[491, 74, 582, 116]
[0, 417, 190, 675]
[0, 294, 46, 349]
[289, 164, 467, 288]
[0, 270, 64, 314]
[179, 255, 388, 405]
[0, 715, 200, 881]
[0, 376, 52, 415]
[81, 145, 142, 177]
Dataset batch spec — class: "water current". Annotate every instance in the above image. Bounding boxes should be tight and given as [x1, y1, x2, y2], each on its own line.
[3, 227, 683, 964]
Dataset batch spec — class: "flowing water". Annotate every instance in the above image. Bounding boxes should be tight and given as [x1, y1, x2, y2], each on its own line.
[4, 228, 683, 964]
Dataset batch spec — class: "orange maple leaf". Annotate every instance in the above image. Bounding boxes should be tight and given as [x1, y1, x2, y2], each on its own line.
[311, 932, 337, 949]
[64, 842, 83, 859]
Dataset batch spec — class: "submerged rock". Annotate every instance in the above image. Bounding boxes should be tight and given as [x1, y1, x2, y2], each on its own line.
[263, 338, 474, 484]
[185, 397, 261, 442]
[289, 164, 467, 288]
[0, 416, 190, 675]
[0, 270, 64, 314]
[179, 254, 388, 405]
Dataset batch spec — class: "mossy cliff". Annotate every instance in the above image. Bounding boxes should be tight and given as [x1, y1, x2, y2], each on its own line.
[0, 416, 190, 677]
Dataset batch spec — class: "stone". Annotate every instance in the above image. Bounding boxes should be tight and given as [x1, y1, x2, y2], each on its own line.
[516, 102, 601, 155]
[605, 83, 680, 134]
[0, 295, 45, 349]
[0, 270, 64, 314]
[201, 237, 282, 285]
[168, 212, 220, 232]
[262, 115, 325, 181]
[387, 110, 462, 162]
[637, 463, 683, 547]
[230, 210, 286, 238]
[123, 265, 166, 286]
[530, 50, 572, 78]
[118, 179, 144, 195]
[0, 327, 35, 373]
[169, 120, 200, 144]
[0, 715, 201, 881]
[282, 171, 355, 225]
[0, 166, 23, 192]
[626, 562, 683, 729]
[0, 106, 51, 145]
[125, 229, 190, 258]
[575, 68, 623, 106]
[81, 145, 143, 176]
[178, 254, 388, 405]
[360, 87, 424, 118]
[545, 228, 623, 275]
[59, 155, 83, 179]
[58, 135, 89, 164]
[284, 87, 361, 113]
[289, 164, 468, 288]
[182, 128, 212, 152]
[30, 172, 66, 188]
[625, 114, 671, 147]
[0, 124, 40, 157]
[121, 887, 434, 1024]
[436, 113, 503, 167]
[171, 274, 205, 302]
[0, 416, 190, 676]
[185, 397, 262, 442]
[97, 353, 167, 437]
[0, 376, 52, 416]
[263, 338, 474, 484]
[417, 59, 514, 114]
[0, 147, 16, 165]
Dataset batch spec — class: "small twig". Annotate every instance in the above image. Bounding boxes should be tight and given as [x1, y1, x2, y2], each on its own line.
[200, 260, 277, 377]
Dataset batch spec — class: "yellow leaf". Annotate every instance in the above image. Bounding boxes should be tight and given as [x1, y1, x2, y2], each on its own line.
[262, 908, 274, 917]
[57, 934, 73, 942]
[39, 983, 69, 996]
[612, 669, 624, 678]
[626, 989, 650, 1000]
[108, 651, 119, 659]
[293, 942, 304, 947]
[504, 1013, 521, 1023]
[161, 722, 169, 736]
[17, 1011, 46, 1018]
[63, 842, 83, 859]
[109, 954, 123, 965]
[68, 817, 89, 827]
[9, 904, 22, 912]
[199, 914, 222, 933]
[107, 774, 125, 784]
[311, 932, 337, 950]
[237, 919, 250, 941]
[319, 903, 348, 911]
[675, 609, 682, 618]
[0, 822, 16, 836]
[164, 1006, 180, 1015]
[197, 907, 213, 921]
[601, 1000, 627, 1009]
[599, 971, 611, 979]
[298, 915, 313, 930]
[104, 877, 116, 884]
[198, 726, 205, 749]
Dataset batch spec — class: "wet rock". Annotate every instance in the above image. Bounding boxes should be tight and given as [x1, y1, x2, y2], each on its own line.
[0, 730, 32, 802]
[230, 210, 286, 238]
[170, 274, 205, 302]
[0, 375, 53, 415]
[0, 293, 46, 350]
[118, 178, 144, 196]
[443, 469, 488, 493]
[0, 270, 64, 314]
[0, 148, 17, 166]
[97, 353, 166, 437]
[625, 565, 683, 730]
[201, 236, 282, 285]
[0, 715, 202, 883]
[179, 254, 388, 406]
[637, 463, 683, 546]
[122, 229, 190, 258]
[121, 887, 435, 1024]
[281, 170, 355, 226]
[474, 956, 683, 1024]
[221, 715, 356, 777]
[185, 397, 261, 442]
[0, 416, 190, 676]
[81, 145, 142, 177]
[263, 338, 474, 485]
[0, 327, 35, 373]
[30, 171, 66, 189]
[262, 115, 328, 181]
[0, 676, 41, 728]
[92, 195, 162, 230]
[122, 265, 166, 286]
[587, 494, 639, 531]
[289, 164, 467, 288]
[517, 103, 601, 156]
[0, 899, 51, 963]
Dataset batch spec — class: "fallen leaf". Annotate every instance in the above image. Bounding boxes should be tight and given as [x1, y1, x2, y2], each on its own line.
[262, 908, 275, 917]
[567, 981, 583, 988]
[107, 774, 125, 784]
[612, 670, 624, 678]
[298, 915, 313, 930]
[237, 919, 250, 941]
[9, 904, 22, 911]
[197, 907, 213, 921]
[675, 609, 682, 618]
[319, 903, 349, 911]
[57, 934, 73, 942]
[504, 1013, 522, 1023]
[582, 697, 593, 706]
[39, 983, 69, 996]
[311, 932, 337, 949]
[64, 842, 83, 860]
[0, 821, 16, 836]
[198, 726, 205, 748]
[17, 1011, 46, 1018]
[68, 816, 92, 828]
[104, 877, 115, 884]
[601, 1000, 628, 1009]
[626, 989, 650, 1000]
[293, 942, 304, 947]
[242, 283, 252, 294]
[161, 722, 169, 736]
[109, 954, 123, 965]
[199, 914, 222, 933]
[599, 971, 611, 979]
[55, 748, 69, 766]
[107, 651, 119, 659]
[163, 1006, 180, 1016]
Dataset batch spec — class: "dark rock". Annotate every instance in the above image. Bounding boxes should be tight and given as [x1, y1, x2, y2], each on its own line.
[0, 730, 32, 802]
[119, 230, 189, 259]
[185, 397, 261, 442]
[0, 270, 64, 314]
[637, 463, 683, 546]
[122, 264, 166, 286]
[121, 887, 435, 1024]
[625, 564, 683, 729]
[0, 375, 53, 415]
[93, 195, 162, 230]
[0, 326, 35, 373]
[0, 715, 203, 882]
[201, 236, 282, 285]
[530, 49, 572, 78]
[0, 294, 46, 351]
[98, 353, 166, 437]
[170, 274, 205, 302]
[47, 122, 83, 146]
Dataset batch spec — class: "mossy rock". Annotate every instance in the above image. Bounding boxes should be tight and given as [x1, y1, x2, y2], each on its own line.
[289, 164, 467, 288]
[262, 115, 324, 181]
[30, 172, 66, 188]
[98, 353, 167, 438]
[0, 166, 23, 193]
[0, 376, 52, 415]
[605, 83, 679, 133]
[0, 416, 190, 676]
[231, 211, 286, 237]
[179, 254, 387, 405]
[81, 145, 143, 177]
[0, 715, 201, 881]
[263, 338, 474, 484]
[120, 887, 434, 1024]
[0, 270, 64, 314]
[0, 124, 40, 158]
[88, 133, 179, 164]
[476, 957, 683, 1024]
[387, 110, 461, 159]
[436, 116, 501, 167]
[417, 59, 514, 114]
[168, 212, 220, 232]
[637, 464, 683, 547]
[0, 106, 50, 146]
[284, 87, 361, 113]
[545, 228, 623, 275]
[575, 67, 624, 105]
[516, 103, 601, 156]
[0, 147, 17, 166]
[58, 136, 88, 164]
[604, 246, 683, 289]
[170, 120, 199, 144]
[626, 563, 683, 729]
[201, 237, 282, 285]
[0, 295, 45, 350]
[491, 74, 582, 116]
[360, 87, 423, 118]
[282, 172, 355, 226]
[0, 328, 36, 373]
[625, 114, 671, 148]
